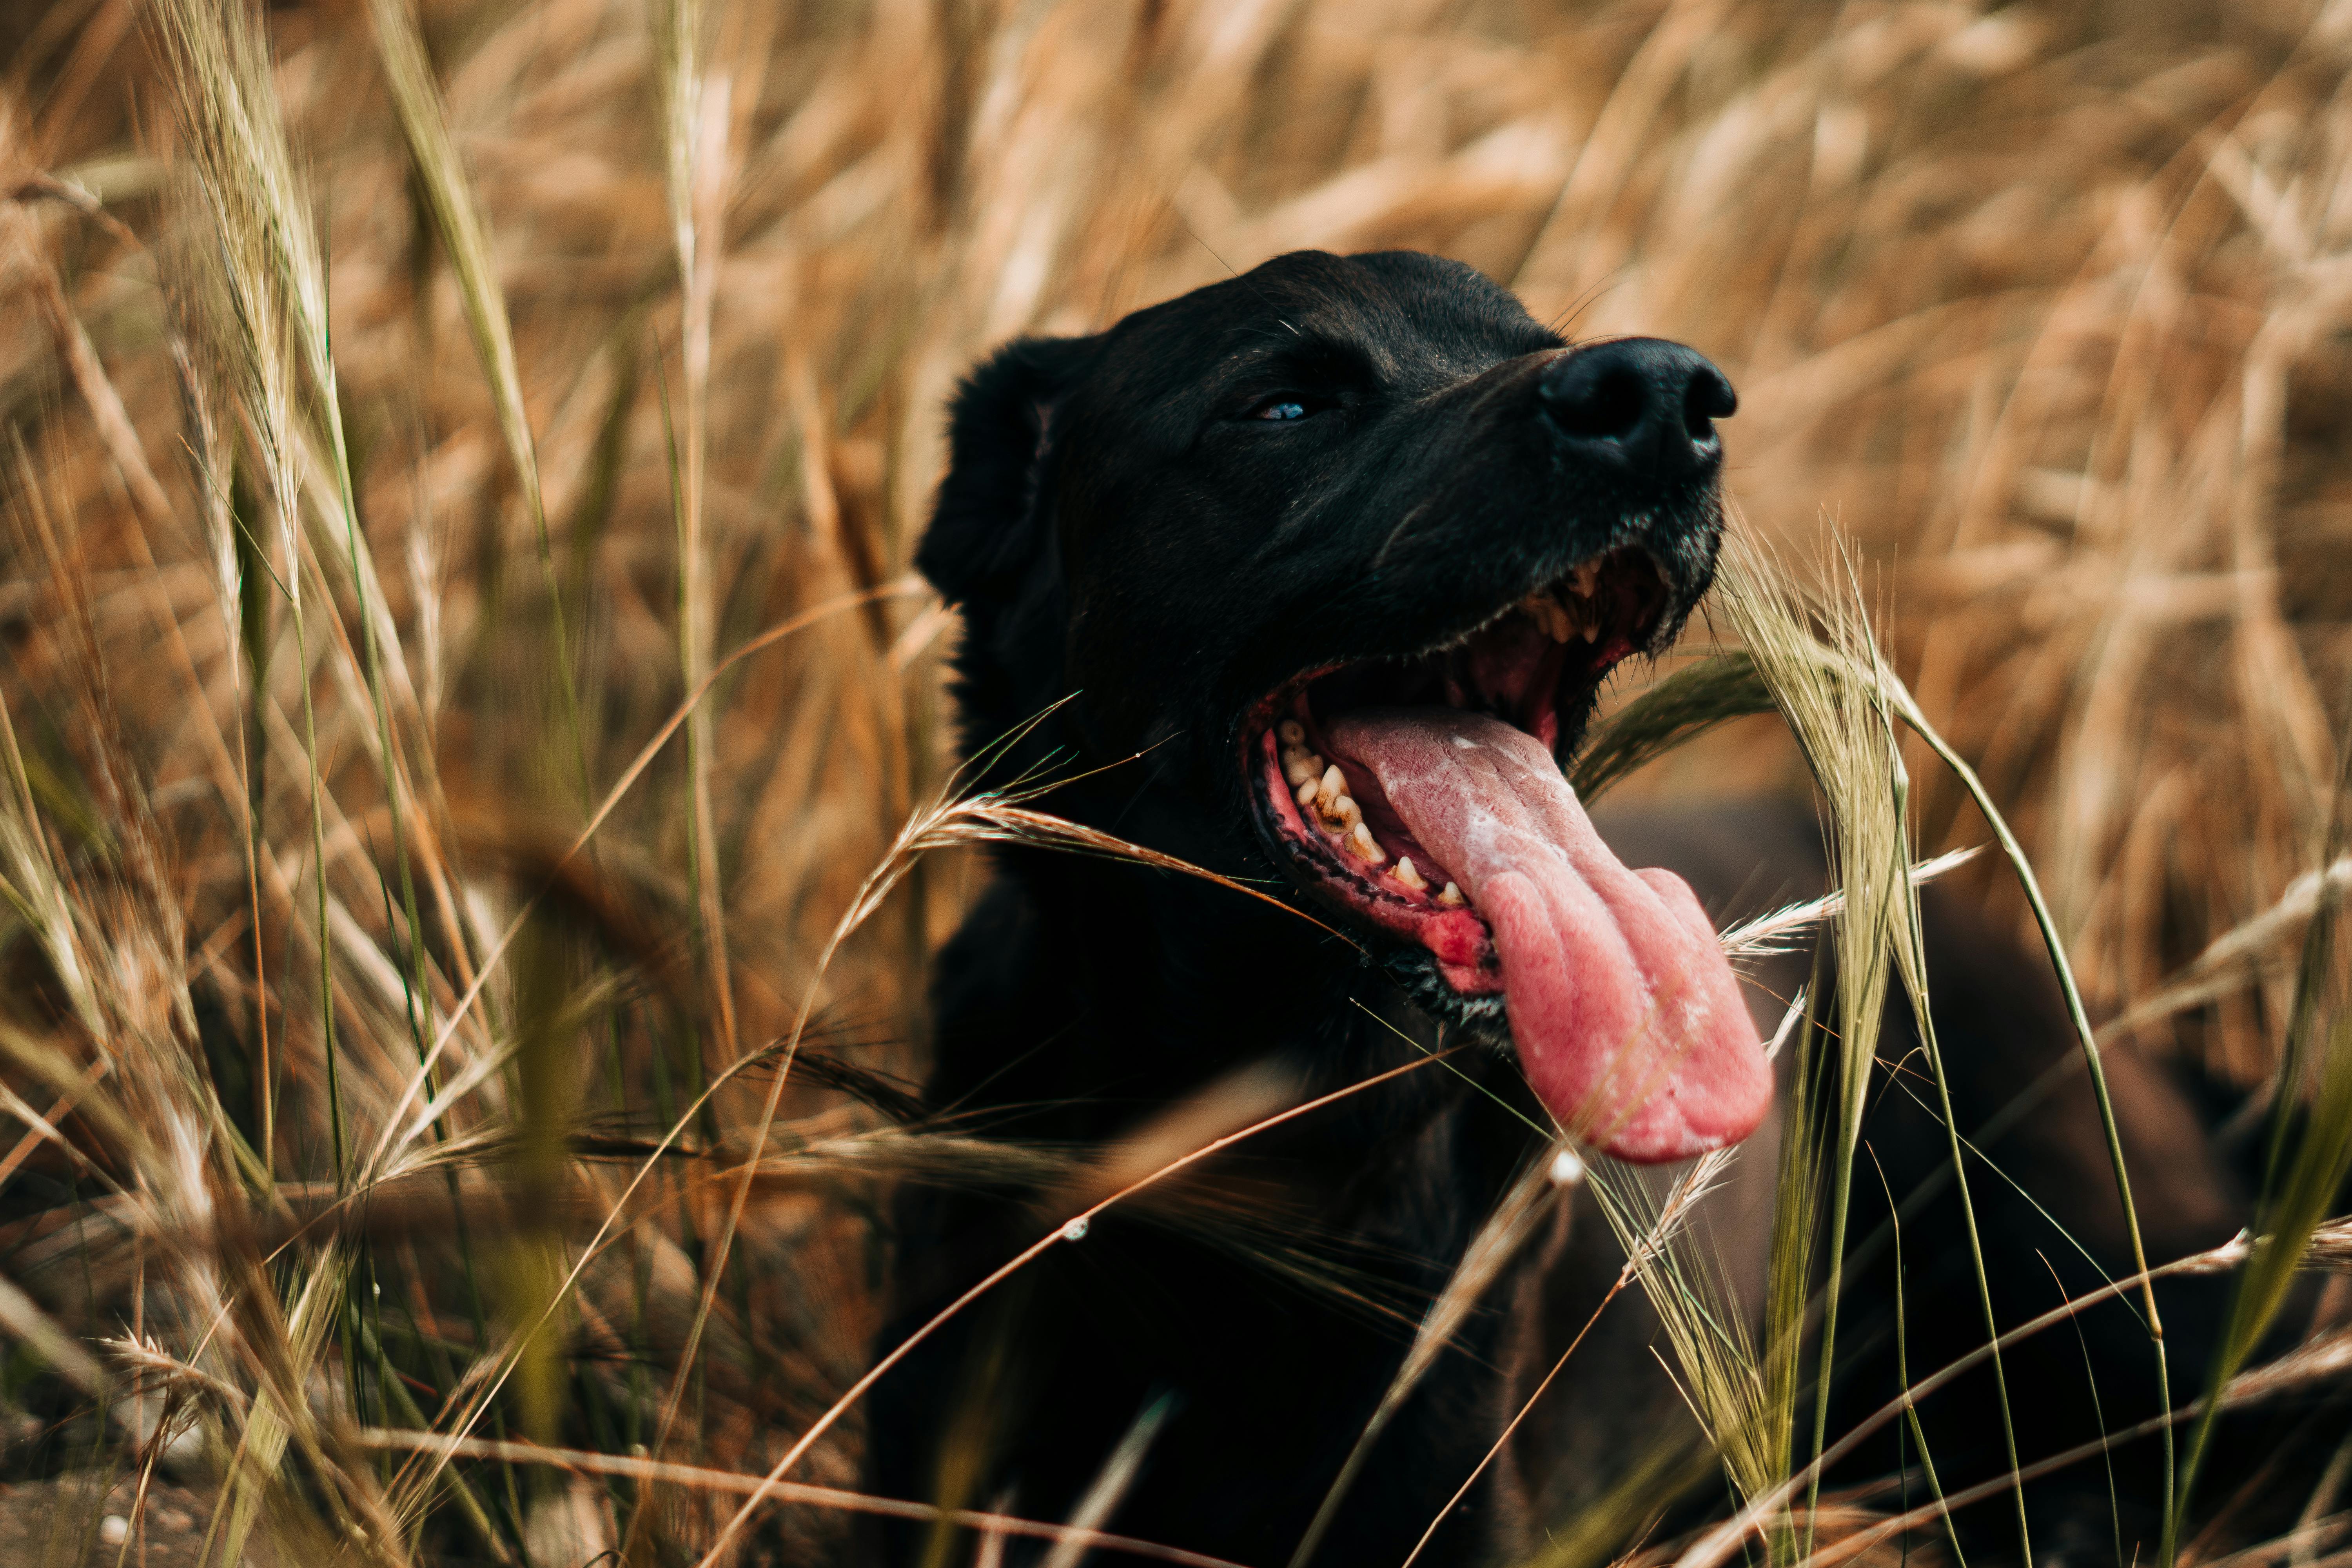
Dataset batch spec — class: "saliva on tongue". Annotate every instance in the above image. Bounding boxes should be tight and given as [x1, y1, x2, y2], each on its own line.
[1327, 708, 1771, 1163]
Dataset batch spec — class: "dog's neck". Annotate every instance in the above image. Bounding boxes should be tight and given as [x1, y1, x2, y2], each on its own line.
[924, 840, 1538, 1204]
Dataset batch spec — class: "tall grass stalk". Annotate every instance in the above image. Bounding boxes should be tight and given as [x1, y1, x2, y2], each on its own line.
[1587, 1146, 1775, 1501]
[357, 1426, 1246, 1568]
[147, 0, 354, 1196]
[1867, 1148, 1968, 1568]
[1288, 1142, 1569, 1567]
[1873, 609, 2178, 1557]
[365, 0, 592, 810]
[1713, 528, 1985, 1561]
[147, 0, 454, 1496]
[1771, 1293, 2352, 1568]
[2172, 683, 2352, 1548]
[638, 7, 739, 1521]
[656, 0, 736, 1058]
[1571, 653, 1777, 804]
[1396, 1013, 1817, 1568]
[1570, 993, 1809, 1538]
[1679, 1217, 2283, 1568]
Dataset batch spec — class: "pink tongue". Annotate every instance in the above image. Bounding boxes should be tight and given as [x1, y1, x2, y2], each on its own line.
[1327, 708, 1770, 1162]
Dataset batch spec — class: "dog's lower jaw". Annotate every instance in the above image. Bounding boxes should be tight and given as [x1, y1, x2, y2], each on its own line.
[1381, 944, 1512, 1033]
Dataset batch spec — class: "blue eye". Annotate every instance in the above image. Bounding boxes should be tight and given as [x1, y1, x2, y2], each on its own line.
[1250, 398, 1309, 421]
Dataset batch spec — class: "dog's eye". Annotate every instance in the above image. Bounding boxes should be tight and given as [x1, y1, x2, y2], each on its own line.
[1244, 396, 1318, 422]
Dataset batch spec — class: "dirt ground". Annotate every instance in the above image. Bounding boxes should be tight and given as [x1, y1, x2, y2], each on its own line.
[0, 1477, 243, 1568]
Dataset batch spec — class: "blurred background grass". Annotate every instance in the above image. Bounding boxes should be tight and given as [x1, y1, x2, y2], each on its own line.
[4, 0, 2352, 1561]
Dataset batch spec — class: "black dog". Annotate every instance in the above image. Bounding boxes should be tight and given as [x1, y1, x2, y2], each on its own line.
[864, 251, 2248, 1566]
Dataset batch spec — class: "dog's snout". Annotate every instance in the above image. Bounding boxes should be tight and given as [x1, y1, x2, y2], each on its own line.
[1539, 339, 1735, 479]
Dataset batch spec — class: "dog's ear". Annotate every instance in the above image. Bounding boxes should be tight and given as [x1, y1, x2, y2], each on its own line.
[917, 333, 1102, 607]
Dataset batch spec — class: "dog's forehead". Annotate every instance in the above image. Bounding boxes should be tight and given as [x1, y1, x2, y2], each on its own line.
[1099, 250, 1558, 393]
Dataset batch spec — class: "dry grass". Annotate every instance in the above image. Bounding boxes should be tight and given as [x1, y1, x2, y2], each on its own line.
[7, 0, 2352, 1562]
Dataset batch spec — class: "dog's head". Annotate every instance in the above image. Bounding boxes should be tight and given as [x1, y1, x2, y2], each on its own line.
[923, 250, 1769, 1160]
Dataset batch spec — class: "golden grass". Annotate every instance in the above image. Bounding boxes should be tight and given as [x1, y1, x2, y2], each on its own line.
[6, 0, 2352, 1562]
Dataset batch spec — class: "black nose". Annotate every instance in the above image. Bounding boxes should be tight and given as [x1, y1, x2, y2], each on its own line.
[1538, 338, 1736, 479]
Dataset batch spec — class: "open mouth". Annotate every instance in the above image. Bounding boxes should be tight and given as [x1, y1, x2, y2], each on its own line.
[1247, 547, 1668, 993]
[1241, 545, 1770, 1163]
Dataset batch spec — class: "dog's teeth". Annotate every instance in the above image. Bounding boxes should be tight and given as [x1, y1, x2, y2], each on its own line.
[1393, 857, 1428, 891]
[1283, 749, 1324, 788]
[1582, 622, 1599, 644]
[1316, 788, 1359, 830]
[1348, 822, 1386, 864]
[1296, 776, 1319, 807]
[1315, 765, 1346, 815]
[1437, 882, 1465, 907]
[1277, 719, 1305, 746]
[1528, 596, 1578, 643]
[1572, 563, 1601, 599]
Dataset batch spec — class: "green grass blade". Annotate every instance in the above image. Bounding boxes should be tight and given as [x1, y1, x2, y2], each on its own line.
[2174, 682, 2352, 1546]
[1572, 652, 1776, 803]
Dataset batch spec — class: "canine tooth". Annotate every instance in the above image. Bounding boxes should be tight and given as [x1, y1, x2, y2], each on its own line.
[1393, 857, 1428, 891]
[1572, 563, 1601, 599]
[1277, 719, 1305, 746]
[1582, 622, 1599, 644]
[1348, 822, 1386, 864]
[1315, 765, 1346, 814]
[1296, 777, 1319, 807]
[1437, 882, 1465, 907]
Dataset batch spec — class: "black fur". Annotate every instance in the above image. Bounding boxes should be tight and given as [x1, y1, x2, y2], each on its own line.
[864, 251, 2254, 1566]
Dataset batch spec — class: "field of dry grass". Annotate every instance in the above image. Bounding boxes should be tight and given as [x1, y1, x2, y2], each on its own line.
[6, 0, 2352, 1562]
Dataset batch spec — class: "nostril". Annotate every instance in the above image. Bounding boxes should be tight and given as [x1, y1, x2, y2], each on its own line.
[1685, 368, 1737, 435]
[1547, 365, 1647, 442]
[1683, 371, 1735, 440]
